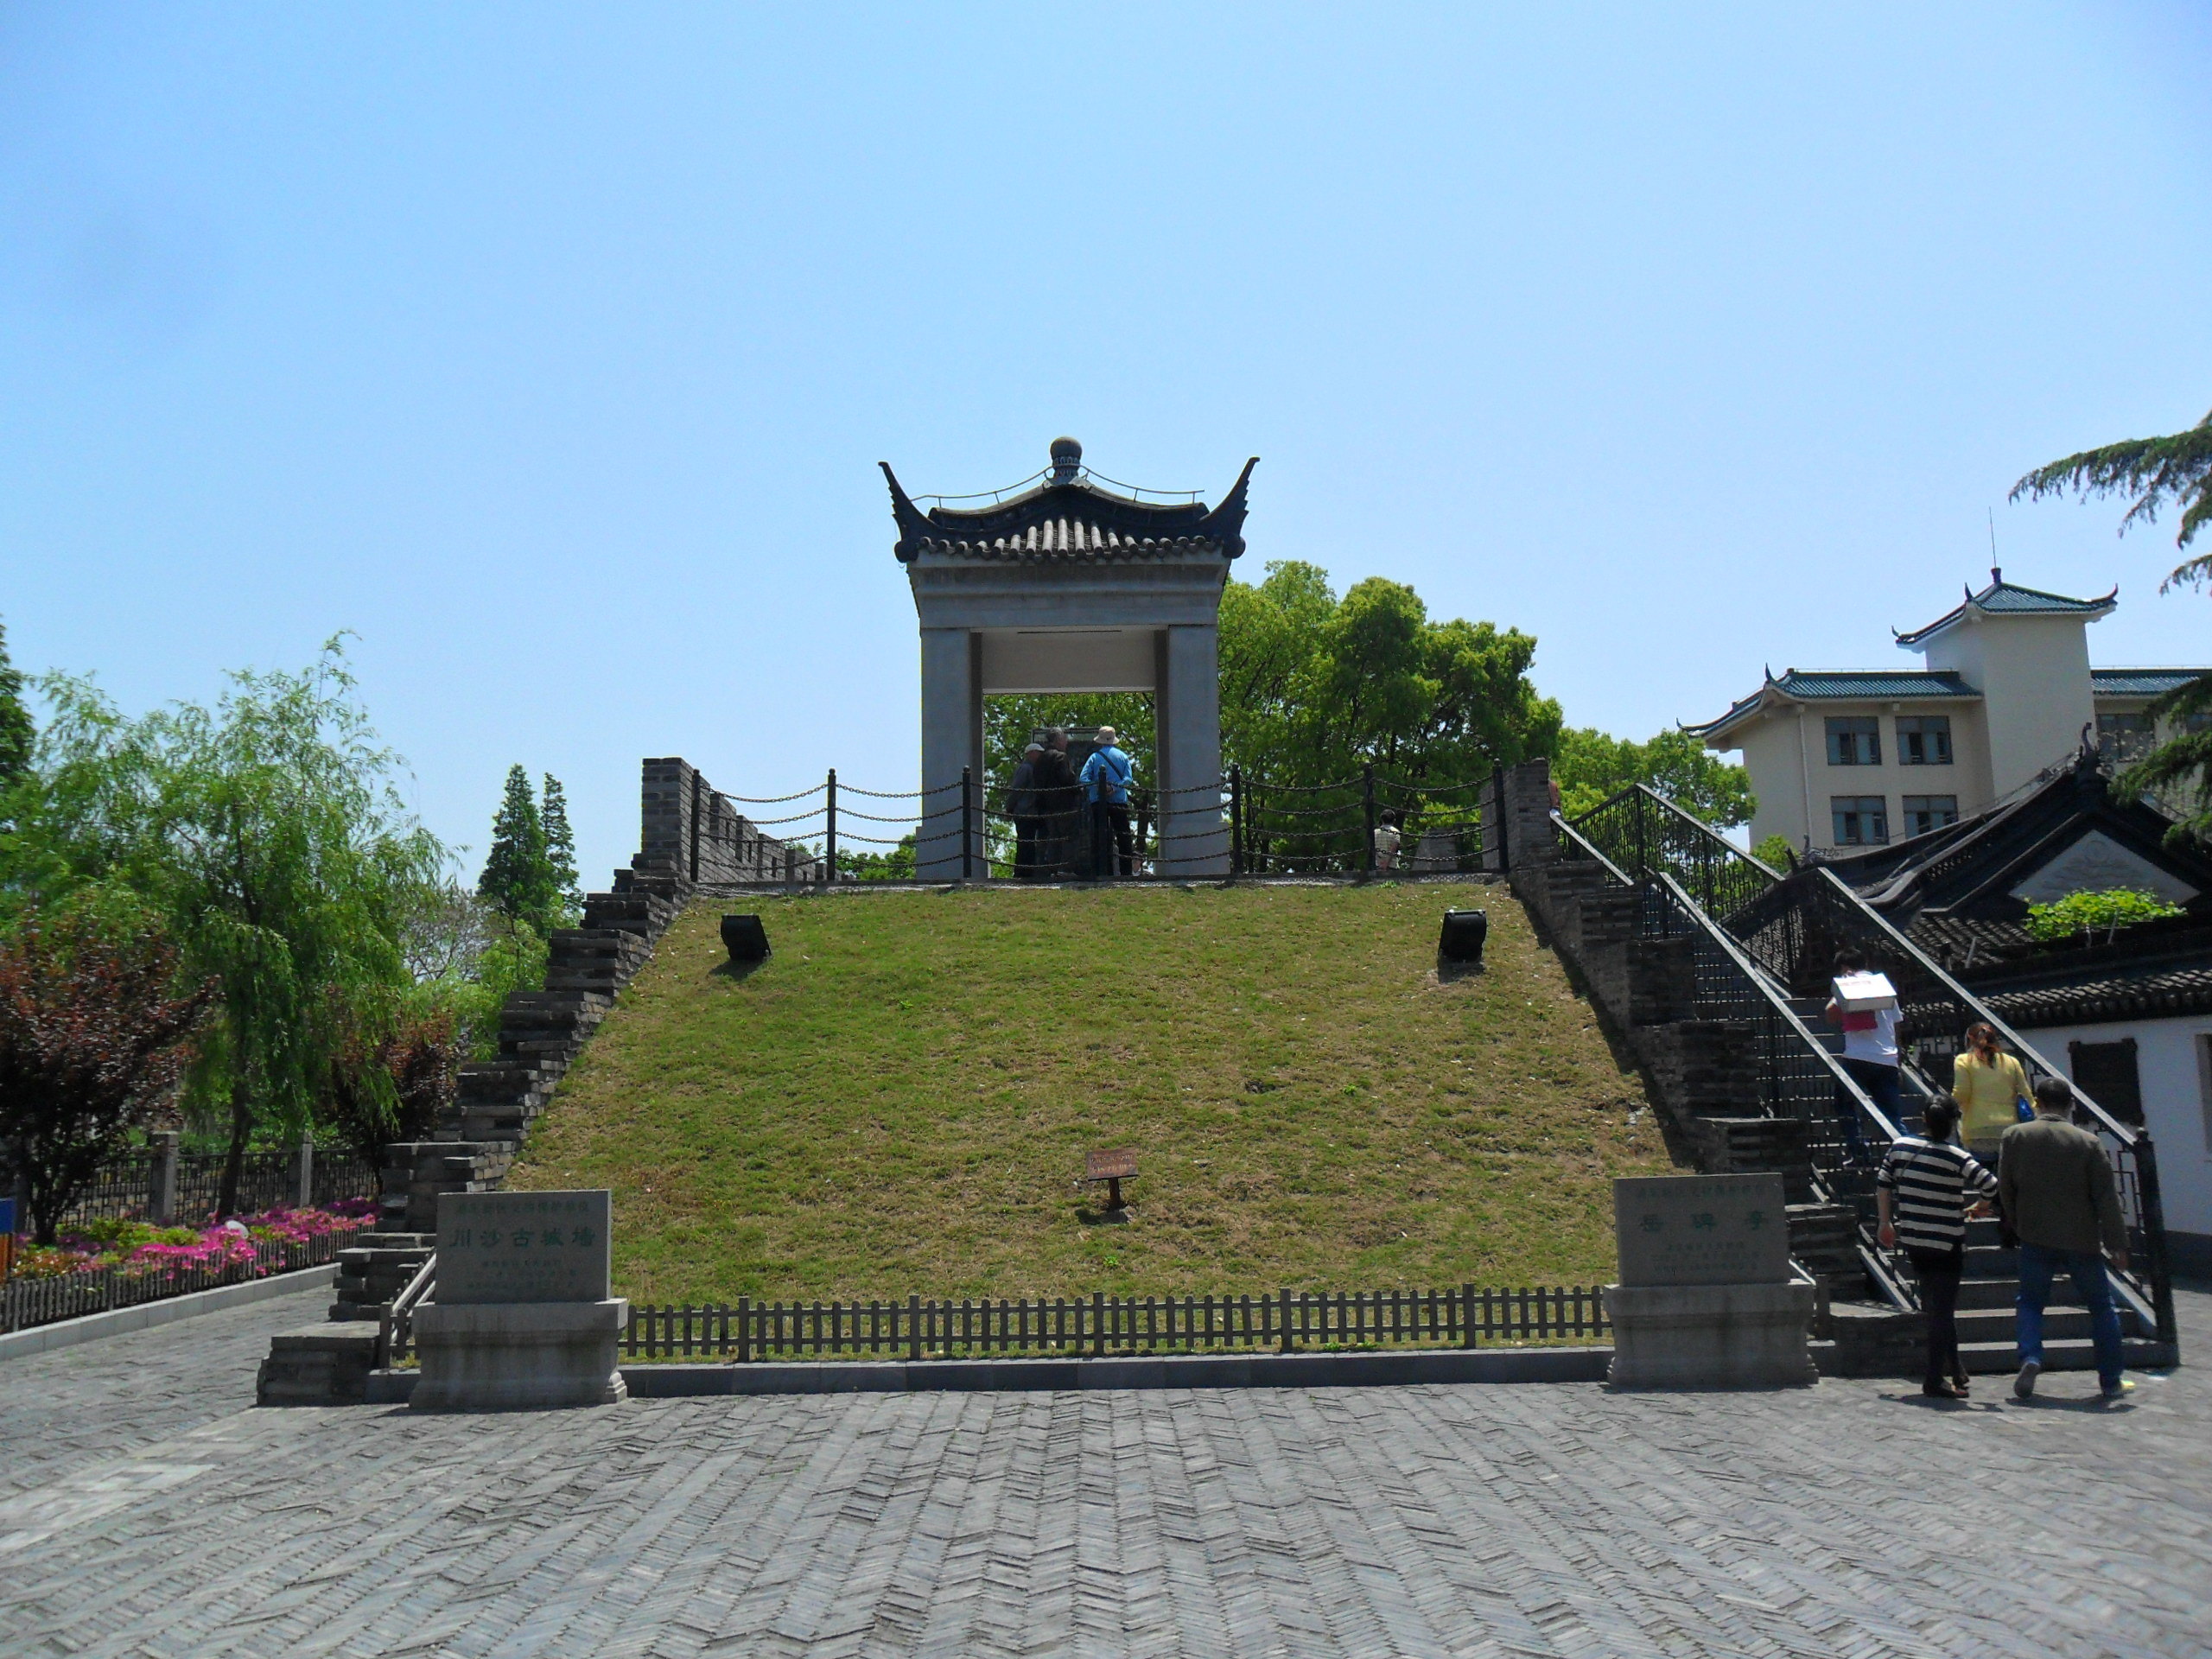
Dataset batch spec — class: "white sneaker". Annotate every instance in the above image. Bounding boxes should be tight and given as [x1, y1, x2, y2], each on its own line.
[2013, 1359, 2041, 1400]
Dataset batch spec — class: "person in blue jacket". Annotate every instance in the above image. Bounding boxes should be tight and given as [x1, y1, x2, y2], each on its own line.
[1079, 725, 1137, 878]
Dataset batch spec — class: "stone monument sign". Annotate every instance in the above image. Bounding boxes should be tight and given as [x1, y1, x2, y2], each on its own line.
[1604, 1173, 1816, 1389]
[410, 1190, 628, 1411]
[1613, 1173, 1791, 1288]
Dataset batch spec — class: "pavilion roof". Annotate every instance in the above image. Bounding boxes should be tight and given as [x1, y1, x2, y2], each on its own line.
[882, 441, 1255, 565]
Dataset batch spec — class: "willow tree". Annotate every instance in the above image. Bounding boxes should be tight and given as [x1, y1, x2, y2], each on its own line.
[20, 641, 443, 1214]
[2014, 408, 2212, 837]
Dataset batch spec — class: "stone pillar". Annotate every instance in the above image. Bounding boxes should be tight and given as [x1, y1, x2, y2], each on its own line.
[1499, 758, 1558, 868]
[917, 627, 980, 879]
[1158, 624, 1229, 876]
[294, 1134, 315, 1210]
[149, 1129, 180, 1225]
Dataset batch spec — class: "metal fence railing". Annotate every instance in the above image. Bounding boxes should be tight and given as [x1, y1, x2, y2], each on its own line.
[1560, 783, 2177, 1344]
[45, 1146, 378, 1230]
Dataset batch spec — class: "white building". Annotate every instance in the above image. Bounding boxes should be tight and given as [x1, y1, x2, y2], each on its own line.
[1689, 570, 2209, 857]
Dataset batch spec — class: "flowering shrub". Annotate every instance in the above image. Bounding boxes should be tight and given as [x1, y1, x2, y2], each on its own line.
[6, 1203, 372, 1281]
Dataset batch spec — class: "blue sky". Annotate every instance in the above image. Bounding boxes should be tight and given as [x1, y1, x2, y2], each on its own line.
[4, 4, 2209, 884]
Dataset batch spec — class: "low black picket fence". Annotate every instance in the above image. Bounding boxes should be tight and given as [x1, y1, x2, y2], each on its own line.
[0, 1224, 372, 1335]
[617, 1284, 1611, 1363]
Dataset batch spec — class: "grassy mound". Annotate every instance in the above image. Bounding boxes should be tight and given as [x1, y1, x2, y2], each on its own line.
[509, 883, 1668, 1303]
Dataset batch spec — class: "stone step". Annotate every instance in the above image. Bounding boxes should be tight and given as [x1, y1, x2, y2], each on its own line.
[1957, 1337, 2169, 1376]
[255, 1321, 383, 1406]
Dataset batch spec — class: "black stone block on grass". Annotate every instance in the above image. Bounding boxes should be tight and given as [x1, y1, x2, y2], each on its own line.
[1438, 909, 1487, 964]
[721, 913, 772, 963]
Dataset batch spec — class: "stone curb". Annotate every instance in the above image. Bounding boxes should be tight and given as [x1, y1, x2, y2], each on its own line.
[0, 1264, 338, 1363]
[364, 1345, 1611, 1402]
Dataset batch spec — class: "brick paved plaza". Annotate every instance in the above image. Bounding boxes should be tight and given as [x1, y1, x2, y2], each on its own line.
[2, 1282, 2206, 1658]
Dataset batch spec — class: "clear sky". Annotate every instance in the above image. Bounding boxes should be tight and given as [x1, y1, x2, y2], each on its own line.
[4, 4, 2209, 886]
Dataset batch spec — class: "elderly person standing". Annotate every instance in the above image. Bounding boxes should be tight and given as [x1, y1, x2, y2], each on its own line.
[1079, 724, 1137, 879]
[2003, 1075, 2131, 1402]
[1952, 1022, 2030, 1165]
[1007, 741, 1045, 880]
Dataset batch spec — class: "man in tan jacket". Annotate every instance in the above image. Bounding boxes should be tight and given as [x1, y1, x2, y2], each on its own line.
[1999, 1076, 2129, 1401]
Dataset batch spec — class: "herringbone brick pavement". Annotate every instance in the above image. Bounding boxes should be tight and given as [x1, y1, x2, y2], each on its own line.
[0, 1290, 2204, 1657]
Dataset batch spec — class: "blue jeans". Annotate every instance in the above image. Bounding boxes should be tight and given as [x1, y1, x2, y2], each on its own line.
[2016, 1243, 2125, 1389]
[1835, 1058, 1901, 1162]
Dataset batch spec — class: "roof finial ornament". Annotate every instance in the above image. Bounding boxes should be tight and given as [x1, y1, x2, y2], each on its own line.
[1992, 565, 2002, 586]
[1048, 436, 1082, 484]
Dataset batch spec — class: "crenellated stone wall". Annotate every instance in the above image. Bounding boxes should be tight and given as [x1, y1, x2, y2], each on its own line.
[383, 758, 812, 1232]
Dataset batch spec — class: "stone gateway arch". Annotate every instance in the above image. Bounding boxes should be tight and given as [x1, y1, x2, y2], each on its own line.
[882, 438, 1255, 880]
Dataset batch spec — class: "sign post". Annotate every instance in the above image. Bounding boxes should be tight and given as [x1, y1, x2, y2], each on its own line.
[1603, 1173, 1817, 1389]
[409, 1190, 628, 1411]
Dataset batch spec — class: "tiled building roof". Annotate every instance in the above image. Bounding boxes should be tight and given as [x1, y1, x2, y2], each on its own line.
[1983, 964, 2212, 1028]
[1893, 575, 2116, 647]
[2091, 668, 2212, 698]
[882, 442, 1256, 566]
[1685, 669, 1977, 738]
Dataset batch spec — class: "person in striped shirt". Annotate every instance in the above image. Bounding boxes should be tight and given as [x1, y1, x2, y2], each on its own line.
[1878, 1096, 1998, 1398]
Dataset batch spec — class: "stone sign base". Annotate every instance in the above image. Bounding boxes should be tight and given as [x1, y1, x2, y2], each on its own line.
[409, 1300, 630, 1411]
[1603, 1281, 1818, 1389]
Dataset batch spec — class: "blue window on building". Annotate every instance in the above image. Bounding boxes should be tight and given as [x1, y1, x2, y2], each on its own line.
[1825, 716, 1880, 766]
[1902, 794, 1957, 836]
[1831, 796, 1888, 845]
[1896, 715, 1951, 766]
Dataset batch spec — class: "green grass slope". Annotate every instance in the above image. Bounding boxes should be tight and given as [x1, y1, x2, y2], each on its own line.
[509, 884, 1669, 1303]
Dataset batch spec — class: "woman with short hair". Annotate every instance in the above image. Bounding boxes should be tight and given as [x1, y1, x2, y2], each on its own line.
[1878, 1094, 1998, 1399]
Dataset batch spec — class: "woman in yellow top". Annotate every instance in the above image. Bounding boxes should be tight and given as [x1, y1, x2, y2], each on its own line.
[1951, 1022, 2030, 1161]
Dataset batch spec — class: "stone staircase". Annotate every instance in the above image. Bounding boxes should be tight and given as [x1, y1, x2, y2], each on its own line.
[254, 1230, 436, 1406]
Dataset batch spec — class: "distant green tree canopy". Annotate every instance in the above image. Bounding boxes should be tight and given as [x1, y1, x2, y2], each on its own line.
[8, 640, 445, 1214]
[2015, 409, 2212, 842]
[2024, 887, 2185, 944]
[1552, 726, 1756, 830]
[0, 619, 33, 791]
[477, 765, 578, 935]
[1218, 562, 1561, 790]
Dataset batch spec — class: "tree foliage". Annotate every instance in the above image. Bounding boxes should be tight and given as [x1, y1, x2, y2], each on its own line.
[321, 999, 464, 1169]
[477, 766, 576, 934]
[2014, 409, 2212, 839]
[1218, 562, 1562, 787]
[6, 640, 443, 1213]
[0, 908, 215, 1243]
[1552, 727, 1756, 829]
[0, 619, 32, 792]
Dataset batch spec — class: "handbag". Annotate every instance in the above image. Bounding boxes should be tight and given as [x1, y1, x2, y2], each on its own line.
[2015, 1096, 2036, 1123]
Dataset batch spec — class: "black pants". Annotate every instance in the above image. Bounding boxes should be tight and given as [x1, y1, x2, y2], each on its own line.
[1907, 1244, 1966, 1387]
[1091, 802, 1135, 877]
[1014, 817, 1043, 879]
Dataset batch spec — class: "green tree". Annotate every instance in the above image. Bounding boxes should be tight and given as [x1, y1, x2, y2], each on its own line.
[478, 765, 558, 931]
[1218, 561, 1562, 785]
[2014, 410, 2212, 839]
[539, 773, 581, 920]
[1553, 727, 1756, 829]
[8, 641, 441, 1215]
[0, 619, 32, 791]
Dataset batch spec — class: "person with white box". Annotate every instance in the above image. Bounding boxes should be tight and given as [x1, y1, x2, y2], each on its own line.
[1825, 950, 1902, 1162]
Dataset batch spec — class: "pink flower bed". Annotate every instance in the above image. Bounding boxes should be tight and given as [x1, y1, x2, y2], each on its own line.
[9, 1198, 377, 1281]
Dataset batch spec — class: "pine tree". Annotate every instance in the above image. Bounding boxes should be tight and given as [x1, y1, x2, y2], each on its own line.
[0, 618, 35, 787]
[539, 773, 582, 920]
[478, 765, 555, 930]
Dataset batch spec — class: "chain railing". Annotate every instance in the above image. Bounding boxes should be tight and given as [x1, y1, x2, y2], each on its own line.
[698, 764, 1510, 882]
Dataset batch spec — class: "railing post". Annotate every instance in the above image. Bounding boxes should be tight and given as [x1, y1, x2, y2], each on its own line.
[1230, 766, 1244, 877]
[294, 1133, 314, 1210]
[2131, 1134, 2179, 1347]
[1362, 764, 1376, 875]
[149, 1128, 179, 1225]
[825, 768, 837, 885]
[962, 766, 974, 880]
[1491, 765, 1509, 874]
